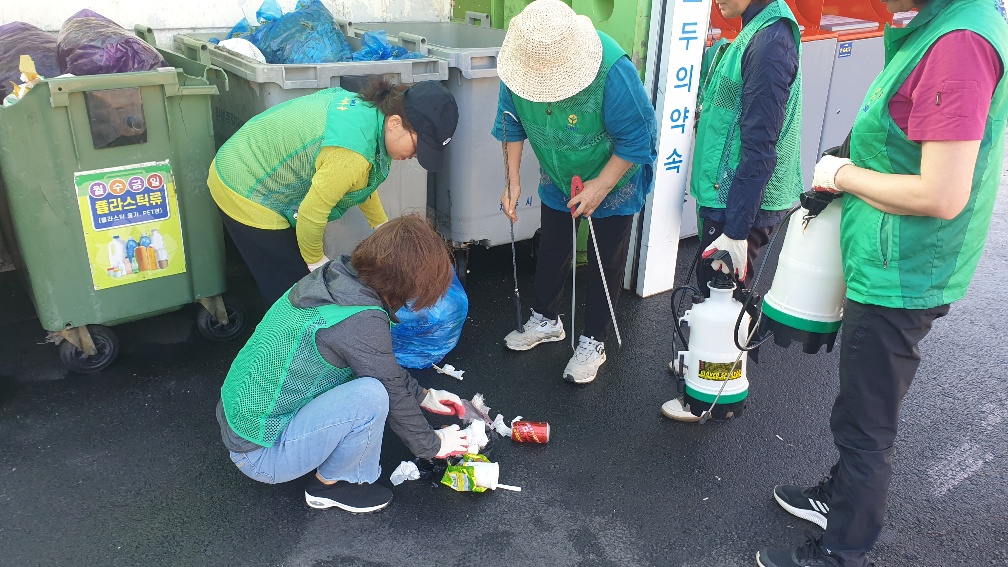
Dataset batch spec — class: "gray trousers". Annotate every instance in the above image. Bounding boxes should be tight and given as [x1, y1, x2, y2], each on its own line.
[822, 299, 949, 565]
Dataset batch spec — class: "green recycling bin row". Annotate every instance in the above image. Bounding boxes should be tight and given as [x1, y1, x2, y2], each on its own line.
[0, 32, 247, 374]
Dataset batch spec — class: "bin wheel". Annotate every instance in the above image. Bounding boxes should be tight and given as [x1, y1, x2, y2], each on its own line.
[196, 295, 247, 342]
[58, 325, 119, 374]
[453, 248, 469, 286]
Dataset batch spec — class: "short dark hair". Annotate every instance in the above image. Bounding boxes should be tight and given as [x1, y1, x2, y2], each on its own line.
[351, 214, 452, 311]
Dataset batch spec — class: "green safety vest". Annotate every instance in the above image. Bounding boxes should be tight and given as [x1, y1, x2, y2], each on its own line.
[511, 31, 639, 197]
[690, 0, 803, 211]
[214, 88, 390, 227]
[841, 0, 1008, 309]
[221, 298, 386, 447]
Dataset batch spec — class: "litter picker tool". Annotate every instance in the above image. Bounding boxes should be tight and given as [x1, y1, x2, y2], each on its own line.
[571, 176, 622, 348]
[501, 110, 523, 333]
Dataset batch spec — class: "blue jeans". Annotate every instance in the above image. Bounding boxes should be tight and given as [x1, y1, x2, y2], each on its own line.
[229, 377, 389, 484]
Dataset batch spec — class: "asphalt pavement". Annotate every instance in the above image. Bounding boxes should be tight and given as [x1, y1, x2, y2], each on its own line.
[2, 164, 1006, 566]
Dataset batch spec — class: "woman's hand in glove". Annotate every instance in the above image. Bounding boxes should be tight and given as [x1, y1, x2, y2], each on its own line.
[420, 389, 466, 417]
[812, 155, 853, 194]
[434, 425, 468, 458]
[703, 234, 749, 282]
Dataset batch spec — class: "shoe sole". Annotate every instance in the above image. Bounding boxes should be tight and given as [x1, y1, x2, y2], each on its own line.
[305, 492, 391, 514]
[755, 551, 771, 567]
[505, 331, 566, 352]
[773, 489, 828, 530]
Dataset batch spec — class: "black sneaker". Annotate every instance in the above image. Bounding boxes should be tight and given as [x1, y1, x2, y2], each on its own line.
[304, 477, 392, 513]
[756, 536, 841, 567]
[773, 476, 831, 530]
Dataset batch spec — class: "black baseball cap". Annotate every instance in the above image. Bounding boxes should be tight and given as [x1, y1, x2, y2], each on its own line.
[403, 82, 459, 172]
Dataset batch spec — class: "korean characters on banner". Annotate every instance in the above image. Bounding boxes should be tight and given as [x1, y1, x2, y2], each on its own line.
[659, 0, 712, 234]
[75, 161, 187, 290]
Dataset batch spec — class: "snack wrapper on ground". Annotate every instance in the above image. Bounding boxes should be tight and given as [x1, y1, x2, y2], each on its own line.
[440, 454, 491, 493]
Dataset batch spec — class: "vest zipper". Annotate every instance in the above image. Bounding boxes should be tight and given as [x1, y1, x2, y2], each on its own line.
[546, 102, 552, 116]
[879, 213, 893, 268]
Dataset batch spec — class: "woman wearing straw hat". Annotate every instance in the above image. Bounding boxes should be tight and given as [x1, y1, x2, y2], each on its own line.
[493, 0, 657, 384]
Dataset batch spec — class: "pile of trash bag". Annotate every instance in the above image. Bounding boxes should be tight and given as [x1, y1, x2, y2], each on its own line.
[221, 0, 352, 64]
[391, 272, 469, 369]
[352, 30, 424, 62]
[0, 22, 59, 100]
[56, 10, 165, 76]
[218, 0, 424, 64]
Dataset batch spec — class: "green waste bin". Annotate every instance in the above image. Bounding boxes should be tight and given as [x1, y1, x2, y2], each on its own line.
[0, 35, 246, 374]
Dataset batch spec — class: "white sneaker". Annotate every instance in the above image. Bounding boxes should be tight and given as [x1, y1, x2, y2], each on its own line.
[504, 310, 565, 351]
[661, 398, 701, 422]
[563, 335, 606, 384]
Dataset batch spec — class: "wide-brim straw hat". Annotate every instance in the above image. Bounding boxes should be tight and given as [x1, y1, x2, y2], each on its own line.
[498, 0, 602, 103]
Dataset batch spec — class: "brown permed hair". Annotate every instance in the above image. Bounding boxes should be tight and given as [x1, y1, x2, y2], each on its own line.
[359, 77, 414, 132]
[351, 214, 452, 311]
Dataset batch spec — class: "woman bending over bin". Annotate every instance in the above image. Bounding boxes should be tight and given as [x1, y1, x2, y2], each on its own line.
[208, 78, 458, 307]
[215, 215, 471, 513]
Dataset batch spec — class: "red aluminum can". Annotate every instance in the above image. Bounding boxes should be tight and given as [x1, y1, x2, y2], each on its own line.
[511, 421, 550, 444]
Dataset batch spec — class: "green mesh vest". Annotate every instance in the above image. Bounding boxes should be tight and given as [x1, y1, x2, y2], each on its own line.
[511, 31, 639, 197]
[214, 88, 390, 227]
[690, 0, 803, 211]
[841, 0, 1008, 309]
[221, 298, 385, 447]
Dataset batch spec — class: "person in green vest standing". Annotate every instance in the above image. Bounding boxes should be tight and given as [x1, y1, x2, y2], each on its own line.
[493, 0, 658, 385]
[758, 1, 1008, 566]
[662, 0, 803, 421]
[208, 79, 458, 307]
[216, 215, 471, 514]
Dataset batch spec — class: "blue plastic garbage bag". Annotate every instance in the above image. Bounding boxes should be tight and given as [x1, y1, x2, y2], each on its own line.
[56, 10, 165, 76]
[352, 30, 424, 61]
[0, 22, 60, 100]
[224, 18, 254, 41]
[391, 272, 469, 369]
[256, 0, 283, 23]
[249, 0, 352, 64]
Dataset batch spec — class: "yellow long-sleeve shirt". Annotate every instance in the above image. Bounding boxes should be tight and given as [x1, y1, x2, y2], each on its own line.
[209, 146, 388, 264]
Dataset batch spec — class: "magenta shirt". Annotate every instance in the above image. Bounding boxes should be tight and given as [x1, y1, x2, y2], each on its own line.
[889, 30, 1003, 142]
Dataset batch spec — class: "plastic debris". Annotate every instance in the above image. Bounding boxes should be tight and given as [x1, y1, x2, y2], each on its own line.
[56, 10, 165, 76]
[392, 271, 468, 368]
[217, 38, 266, 63]
[390, 461, 420, 486]
[463, 420, 490, 455]
[432, 363, 465, 380]
[2, 56, 42, 107]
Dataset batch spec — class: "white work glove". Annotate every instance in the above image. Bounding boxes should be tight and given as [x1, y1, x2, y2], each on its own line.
[703, 234, 749, 282]
[420, 389, 466, 417]
[307, 255, 330, 272]
[434, 425, 469, 459]
[812, 155, 853, 194]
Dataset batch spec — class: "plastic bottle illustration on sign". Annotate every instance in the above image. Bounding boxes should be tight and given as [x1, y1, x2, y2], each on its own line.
[107, 236, 126, 278]
[150, 229, 169, 268]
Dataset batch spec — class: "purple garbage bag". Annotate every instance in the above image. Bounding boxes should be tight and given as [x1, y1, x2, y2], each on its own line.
[0, 22, 60, 99]
[56, 10, 165, 76]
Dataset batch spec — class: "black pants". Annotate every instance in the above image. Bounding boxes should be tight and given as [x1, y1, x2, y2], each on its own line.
[821, 299, 949, 565]
[696, 217, 773, 297]
[534, 206, 634, 343]
[219, 209, 309, 307]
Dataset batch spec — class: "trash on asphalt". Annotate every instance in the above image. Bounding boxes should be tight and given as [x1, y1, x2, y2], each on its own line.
[432, 363, 465, 380]
[511, 420, 550, 444]
[390, 461, 421, 486]
[440, 454, 521, 492]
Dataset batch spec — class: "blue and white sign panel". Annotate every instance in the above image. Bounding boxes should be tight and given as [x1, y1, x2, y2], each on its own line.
[637, 0, 711, 297]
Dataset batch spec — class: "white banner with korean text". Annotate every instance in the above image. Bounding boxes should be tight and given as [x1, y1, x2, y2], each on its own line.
[636, 0, 712, 297]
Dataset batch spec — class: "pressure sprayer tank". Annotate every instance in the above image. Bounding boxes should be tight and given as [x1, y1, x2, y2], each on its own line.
[676, 277, 751, 419]
[758, 192, 846, 353]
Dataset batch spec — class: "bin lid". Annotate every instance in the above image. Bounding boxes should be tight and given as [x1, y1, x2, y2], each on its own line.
[819, 15, 879, 33]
